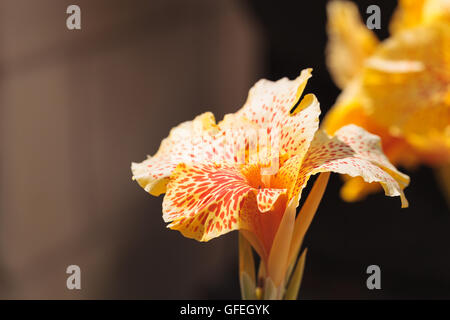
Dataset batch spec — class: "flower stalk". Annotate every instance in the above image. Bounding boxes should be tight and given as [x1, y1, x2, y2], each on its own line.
[239, 172, 330, 300]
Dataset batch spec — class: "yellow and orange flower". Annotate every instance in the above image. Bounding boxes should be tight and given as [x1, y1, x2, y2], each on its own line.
[132, 69, 409, 299]
[324, 0, 450, 202]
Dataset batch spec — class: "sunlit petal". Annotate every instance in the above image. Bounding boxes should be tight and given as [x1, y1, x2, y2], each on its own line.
[326, 0, 379, 88]
[296, 126, 409, 207]
[390, 0, 450, 34]
[163, 163, 254, 241]
[131, 112, 218, 196]
[362, 23, 450, 163]
[236, 69, 321, 160]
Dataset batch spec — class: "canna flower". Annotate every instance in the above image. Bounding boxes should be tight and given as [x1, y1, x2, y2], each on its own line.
[132, 69, 409, 299]
[324, 0, 450, 203]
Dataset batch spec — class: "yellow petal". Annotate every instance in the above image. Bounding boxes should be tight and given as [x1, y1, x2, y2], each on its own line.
[323, 79, 424, 169]
[362, 23, 450, 163]
[322, 80, 370, 135]
[389, 0, 427, 34]
[326, 0, 379, 88]
[422, 0, 450, 25]
[323, 94, 419, 201]
[390, 0, 450, 34]
[340, 175, 382, 202]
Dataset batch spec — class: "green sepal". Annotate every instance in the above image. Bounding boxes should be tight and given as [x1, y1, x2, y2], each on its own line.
[284, 248, 308, 300]
[239, 232, 256, 299]
[240, 272, 256, 300]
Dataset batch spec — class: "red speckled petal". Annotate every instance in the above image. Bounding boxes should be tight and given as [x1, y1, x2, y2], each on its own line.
[334, 124, 410, 189]
[236, 69, 320, 159]
[163, 163, 256, 241]
[278, 93, 321, 158]
[162, 162, 289, 242]
[257, 188, 287, 213]
[131, 112, 220, 196]
[131, 112, 248, 196]
[237, 69, 312, 121]
[295, 126, 409, 207]
[271, 155, 304, 200]
[132, 69, 321, 198]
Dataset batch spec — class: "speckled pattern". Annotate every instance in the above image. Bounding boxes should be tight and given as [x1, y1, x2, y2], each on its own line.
[132, 69, 409, 243]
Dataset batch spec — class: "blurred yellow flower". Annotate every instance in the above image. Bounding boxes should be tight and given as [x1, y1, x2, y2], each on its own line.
[324, 0, 450, 202]
[132, 69, 409, 299]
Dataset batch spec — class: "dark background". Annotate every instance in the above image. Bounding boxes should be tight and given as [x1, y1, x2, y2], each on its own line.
[0, 0, 448, 299]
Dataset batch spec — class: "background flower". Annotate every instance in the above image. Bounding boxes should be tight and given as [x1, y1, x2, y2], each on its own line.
[324, 0, 450, 203]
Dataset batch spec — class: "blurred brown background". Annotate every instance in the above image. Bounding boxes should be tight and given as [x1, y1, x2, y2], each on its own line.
[0, 0, 448, 299]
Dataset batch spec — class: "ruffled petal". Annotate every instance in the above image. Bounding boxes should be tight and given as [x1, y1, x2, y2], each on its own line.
[322, 79, 383, 146]
[422, 0, 450, 25]
[162, 162, 289, 242]
[163, 163, 255, 241]
[389, 0, 450, 34]
[133, 69, 322, 199]
[236, 69, 321, 160]
[334, 125, 410, 189]
[361, 23, 450, 164]
[131, 112, 219, 196]
[257, 188, 287, 213]
[131, 112, 258, 196]
[323, 93, 419, 201]
[237, 69, 312, 122]
[295, 126, 410, 207]
[389, 0, 427, 34]
[326, 0, 379, 88]
[278, 94, 321, 158]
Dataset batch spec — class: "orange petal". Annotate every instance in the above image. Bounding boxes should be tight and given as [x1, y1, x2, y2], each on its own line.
[257, 188, 287, 213]
[326, 0, 379, 88]
[239, 190, 288, 259]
